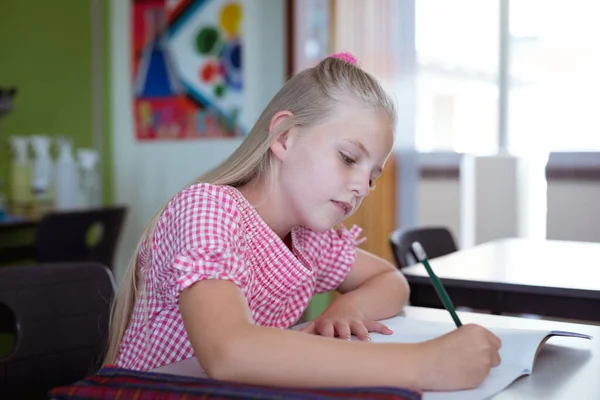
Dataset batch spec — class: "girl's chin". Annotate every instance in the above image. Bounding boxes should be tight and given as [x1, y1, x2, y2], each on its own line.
[304, 219, 340, 233]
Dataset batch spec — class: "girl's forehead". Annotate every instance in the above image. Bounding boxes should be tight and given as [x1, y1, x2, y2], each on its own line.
[310, 111, 394, 160]
[335, 103, 392, 124]
[325, 107, 394, 140]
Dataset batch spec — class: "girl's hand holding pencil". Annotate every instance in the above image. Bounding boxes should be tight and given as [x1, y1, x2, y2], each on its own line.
[418, 323, 502, 390]
[411, 241, 503, 390]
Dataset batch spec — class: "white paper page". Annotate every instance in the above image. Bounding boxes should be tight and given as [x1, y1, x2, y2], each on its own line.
[423, 364, 526, 400]
[363, 318, 536, 399]
[491, 329, 549, 373]
[364, 317, 590, 400]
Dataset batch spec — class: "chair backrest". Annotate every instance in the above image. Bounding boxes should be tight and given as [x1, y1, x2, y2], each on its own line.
[35, 206, 127, 272]
[0, 262, 115, 399]
[389, 226, 458, 268]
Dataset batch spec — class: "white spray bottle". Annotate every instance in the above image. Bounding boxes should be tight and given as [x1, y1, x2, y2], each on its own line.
[30, 135, 54, 213]
[54, 138, 79, 210]
[77, 148, 101, 208]
[8, 136, 32, 214]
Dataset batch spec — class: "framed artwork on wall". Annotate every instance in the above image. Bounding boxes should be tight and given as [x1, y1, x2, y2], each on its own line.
[132, 0, 244, 141]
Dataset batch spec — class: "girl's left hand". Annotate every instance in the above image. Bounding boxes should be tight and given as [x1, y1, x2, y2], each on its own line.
[299, 297, 393, 341]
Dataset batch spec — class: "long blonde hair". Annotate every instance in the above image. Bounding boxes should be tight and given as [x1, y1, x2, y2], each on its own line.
[103, 56, 397, 364]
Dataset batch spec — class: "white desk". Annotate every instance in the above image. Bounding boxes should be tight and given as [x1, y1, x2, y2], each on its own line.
[402, 306, 599, 399]
[401, 238, 600, 321]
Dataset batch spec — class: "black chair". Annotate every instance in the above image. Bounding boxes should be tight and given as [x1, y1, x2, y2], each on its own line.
[0, 262, 115, 399]
[389, 226, 458, 269]
[35, 206, 127, 272]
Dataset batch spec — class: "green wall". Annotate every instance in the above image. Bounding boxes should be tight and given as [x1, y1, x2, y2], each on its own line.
[0, 0, 112, 204]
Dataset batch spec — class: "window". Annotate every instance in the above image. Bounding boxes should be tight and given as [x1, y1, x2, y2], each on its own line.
[415, 0, 500, 154]
[508, 0, 600, 153]
[416, 0, 600, 154]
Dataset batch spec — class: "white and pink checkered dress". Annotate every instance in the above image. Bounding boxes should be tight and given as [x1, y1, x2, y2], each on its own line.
[115, 183, 363, 371]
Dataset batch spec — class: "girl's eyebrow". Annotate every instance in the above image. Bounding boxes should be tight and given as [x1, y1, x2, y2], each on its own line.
[344, 138, 370, 157]
[343, 139, 383, 175]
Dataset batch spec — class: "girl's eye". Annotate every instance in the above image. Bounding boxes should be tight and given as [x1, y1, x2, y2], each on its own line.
[340, 152, 356, 165]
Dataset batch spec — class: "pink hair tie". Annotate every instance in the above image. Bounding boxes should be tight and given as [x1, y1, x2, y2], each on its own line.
[328, 52, 360, 67]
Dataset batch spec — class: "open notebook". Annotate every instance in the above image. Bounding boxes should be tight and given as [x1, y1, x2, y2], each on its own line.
[365, 316, 592, 400]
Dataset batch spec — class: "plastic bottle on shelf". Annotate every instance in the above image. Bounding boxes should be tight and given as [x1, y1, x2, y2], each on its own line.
[77, 148, 101, 209]
[54, 138, 80, 210]
[30, 135, 54, 216]
[8, 136, 33, 216]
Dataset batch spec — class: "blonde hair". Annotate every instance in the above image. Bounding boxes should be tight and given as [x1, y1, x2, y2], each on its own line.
[103, 57, 397, 365]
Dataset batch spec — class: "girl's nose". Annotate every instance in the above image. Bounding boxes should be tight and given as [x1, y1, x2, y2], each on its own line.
[349, 173, 370, 198]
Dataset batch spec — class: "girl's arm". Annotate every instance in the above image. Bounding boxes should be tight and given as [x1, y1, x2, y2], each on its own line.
[335, 248, 410, 320]
[180, 279, 420, 388]
[179, 279, 501, 391]
[300, 249, 408, 340]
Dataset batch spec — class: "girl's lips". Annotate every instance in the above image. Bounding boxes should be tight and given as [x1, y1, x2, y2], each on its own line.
[332, 200, 351, 215]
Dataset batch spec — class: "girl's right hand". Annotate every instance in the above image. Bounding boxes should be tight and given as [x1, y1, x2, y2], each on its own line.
[417, 324, 502, 391]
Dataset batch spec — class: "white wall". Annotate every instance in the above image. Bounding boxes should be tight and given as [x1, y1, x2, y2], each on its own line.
[547, 182, 600, 242]
[418, 178, 462, 246]
[110, 0, 286, 279]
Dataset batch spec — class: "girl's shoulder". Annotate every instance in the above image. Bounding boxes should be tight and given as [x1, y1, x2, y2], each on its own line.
[169, 183, 242, 215]
[154, 184, 247, 232]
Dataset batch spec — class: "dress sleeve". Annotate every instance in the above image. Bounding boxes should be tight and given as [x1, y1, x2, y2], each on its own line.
[156, 186, 249, 298]
[313, 224, 366, 293]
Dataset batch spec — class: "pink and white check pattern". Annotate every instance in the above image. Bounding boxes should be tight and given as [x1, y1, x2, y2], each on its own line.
[115, 183, 363, 371]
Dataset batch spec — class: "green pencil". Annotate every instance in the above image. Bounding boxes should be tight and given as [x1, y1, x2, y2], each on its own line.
[411, 241, 463, 327]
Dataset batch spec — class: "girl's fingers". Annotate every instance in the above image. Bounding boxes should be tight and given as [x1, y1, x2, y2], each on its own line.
[316, 320, 336, 338]
[301, 318, 392, 340]
[349, 320, 370, 341]
[333, 320, 352, 340]
[492, 351, 502, 367]
[364, 320, 394, 335]
[299, 321, 316, 334]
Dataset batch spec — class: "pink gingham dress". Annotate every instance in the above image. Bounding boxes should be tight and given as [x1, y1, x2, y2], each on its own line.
[115, 183, 363, 371]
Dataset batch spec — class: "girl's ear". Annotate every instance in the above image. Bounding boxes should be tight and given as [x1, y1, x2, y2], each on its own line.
[269, 110, 294, 162]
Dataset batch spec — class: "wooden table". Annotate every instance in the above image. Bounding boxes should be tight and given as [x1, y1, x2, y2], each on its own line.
[401, 238, 600, 322]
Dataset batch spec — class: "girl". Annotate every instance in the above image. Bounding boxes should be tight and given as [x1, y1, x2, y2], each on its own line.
[104, 52, 501, 391]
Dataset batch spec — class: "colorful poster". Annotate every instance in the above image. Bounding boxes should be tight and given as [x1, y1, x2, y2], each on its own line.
[132, 0, 243, 140]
